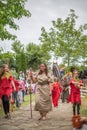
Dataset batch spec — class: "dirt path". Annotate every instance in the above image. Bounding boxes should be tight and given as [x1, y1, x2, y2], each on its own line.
[0, 100, 73, 130]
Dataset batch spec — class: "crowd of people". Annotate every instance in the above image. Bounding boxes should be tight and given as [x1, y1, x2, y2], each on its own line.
[0, 63, 87, 129]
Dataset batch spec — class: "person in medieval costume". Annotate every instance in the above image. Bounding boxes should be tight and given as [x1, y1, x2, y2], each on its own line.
[52, 77, 62, 107]
[29, 63, 52, 120]
[0, 64, 16, 119]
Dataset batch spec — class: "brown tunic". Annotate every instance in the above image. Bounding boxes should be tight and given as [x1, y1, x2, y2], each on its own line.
[35, 73, 52, 112]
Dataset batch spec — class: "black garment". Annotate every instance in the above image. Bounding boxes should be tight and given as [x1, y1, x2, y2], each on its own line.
[73, 103, 80, 115]
[62, 88, 69, 103]
[61, 83, 69, 103]
[2, 95, 10, 114]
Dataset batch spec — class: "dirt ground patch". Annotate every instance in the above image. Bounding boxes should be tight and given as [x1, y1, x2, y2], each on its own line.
[0, 100, 73, 130]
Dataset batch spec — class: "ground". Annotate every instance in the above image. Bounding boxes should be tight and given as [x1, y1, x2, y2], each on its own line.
[0, 100, 73, 130]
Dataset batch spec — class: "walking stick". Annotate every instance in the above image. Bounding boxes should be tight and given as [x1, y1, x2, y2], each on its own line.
[29, 86, 33, 119]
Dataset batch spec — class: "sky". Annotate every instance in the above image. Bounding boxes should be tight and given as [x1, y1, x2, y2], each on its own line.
[0, 0, 87, 54]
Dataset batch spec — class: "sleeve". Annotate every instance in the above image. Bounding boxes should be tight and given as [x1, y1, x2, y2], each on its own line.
[14, 79, 20, 86]
[48, 73, 53, 83]
[9, 76, 13, 81]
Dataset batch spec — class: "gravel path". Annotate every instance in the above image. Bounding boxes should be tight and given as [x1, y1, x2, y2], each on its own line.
[0, 100, 73, 130]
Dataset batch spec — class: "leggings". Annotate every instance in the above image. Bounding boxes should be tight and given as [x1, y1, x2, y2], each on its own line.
[2, 95, 10, 115]
[73, 103, 80, 115]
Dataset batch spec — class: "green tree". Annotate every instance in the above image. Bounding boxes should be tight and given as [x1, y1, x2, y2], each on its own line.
[26, 43, 51, 70]
[12, 41, 27, 72]
[40, 9, 87, 67]
[0, 0, 31, 40]
[0, 51, 15, 67]
[12, 40, 24, 53]
[16, 49, 27, 73]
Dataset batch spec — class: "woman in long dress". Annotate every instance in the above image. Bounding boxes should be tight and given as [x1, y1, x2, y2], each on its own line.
[29, 63, 52, 120]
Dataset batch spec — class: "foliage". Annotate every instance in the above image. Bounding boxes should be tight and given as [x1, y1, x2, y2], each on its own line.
[26, 43, 51, 70]
[0, 51, 16, 67]
[0, 0, 31, 40]
[12, 40, 27, 73]
[40, 9, 87, 67]
[12, 40, 24, 53]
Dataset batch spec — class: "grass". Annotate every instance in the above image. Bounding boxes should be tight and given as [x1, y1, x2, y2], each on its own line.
[0, 108, 4, 117]
[81, 97, 87, 117]
[0, 94, 35, 117]
[21, 94, 35, 107]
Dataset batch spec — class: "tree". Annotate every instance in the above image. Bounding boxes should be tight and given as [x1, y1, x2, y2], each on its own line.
[40, 9, 87, 67]
[12, 40, 24, 53]
[0, 51, 15, 67]
[12, 40, 27, 72]
[0, 0, 31, 40]
[16, 49, 27, 73]
[26, 43, 51, 70]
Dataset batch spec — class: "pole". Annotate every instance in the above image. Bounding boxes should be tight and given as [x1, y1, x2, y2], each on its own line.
[29, 86, 32, 119]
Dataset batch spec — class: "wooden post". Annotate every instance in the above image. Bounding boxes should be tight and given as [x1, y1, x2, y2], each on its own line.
[29, 86, 33, 119]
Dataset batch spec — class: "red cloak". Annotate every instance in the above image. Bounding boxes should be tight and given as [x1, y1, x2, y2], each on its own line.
[68, 78, 82, 104]
[52, 82, 62, 107]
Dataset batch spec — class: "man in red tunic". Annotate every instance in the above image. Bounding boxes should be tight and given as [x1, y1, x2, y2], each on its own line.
[0, 64, 16, 119]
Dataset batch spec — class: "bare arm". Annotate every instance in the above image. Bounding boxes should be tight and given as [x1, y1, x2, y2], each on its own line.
[29, 71, 37, 83]
[71, 81, 83, 88]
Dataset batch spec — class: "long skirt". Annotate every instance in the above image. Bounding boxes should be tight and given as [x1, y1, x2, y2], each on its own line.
[35, 84, 52, 113]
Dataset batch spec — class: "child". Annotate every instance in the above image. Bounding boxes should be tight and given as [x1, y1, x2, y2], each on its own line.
[18, 86, 23, 107]
[52, 77, 62, 107]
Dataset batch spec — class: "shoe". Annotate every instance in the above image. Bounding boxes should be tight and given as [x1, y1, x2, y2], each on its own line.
[4, 114, 8, 119]
[7, 113, 11, 119]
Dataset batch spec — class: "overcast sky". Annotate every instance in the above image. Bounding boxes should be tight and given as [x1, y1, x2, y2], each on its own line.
[0, 0, 87, 52]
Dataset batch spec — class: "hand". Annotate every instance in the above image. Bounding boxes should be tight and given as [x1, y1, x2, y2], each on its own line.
[29, 71, 33, 77]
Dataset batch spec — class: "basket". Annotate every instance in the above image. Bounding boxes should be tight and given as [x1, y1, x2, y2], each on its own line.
[72, 115, 82, 129]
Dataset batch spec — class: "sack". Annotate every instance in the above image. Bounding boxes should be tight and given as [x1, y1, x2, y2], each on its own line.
[72, 115, 82, 129]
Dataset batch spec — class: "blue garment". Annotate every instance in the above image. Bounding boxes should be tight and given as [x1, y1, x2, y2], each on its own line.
[12, 92, 19, 107]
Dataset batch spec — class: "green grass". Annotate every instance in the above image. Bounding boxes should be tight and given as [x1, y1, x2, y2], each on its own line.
[0, 108, 4, 117]
[0, 94, 35, 117]
[21, 94, 35, 107]
[81, 97, 87, 117]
